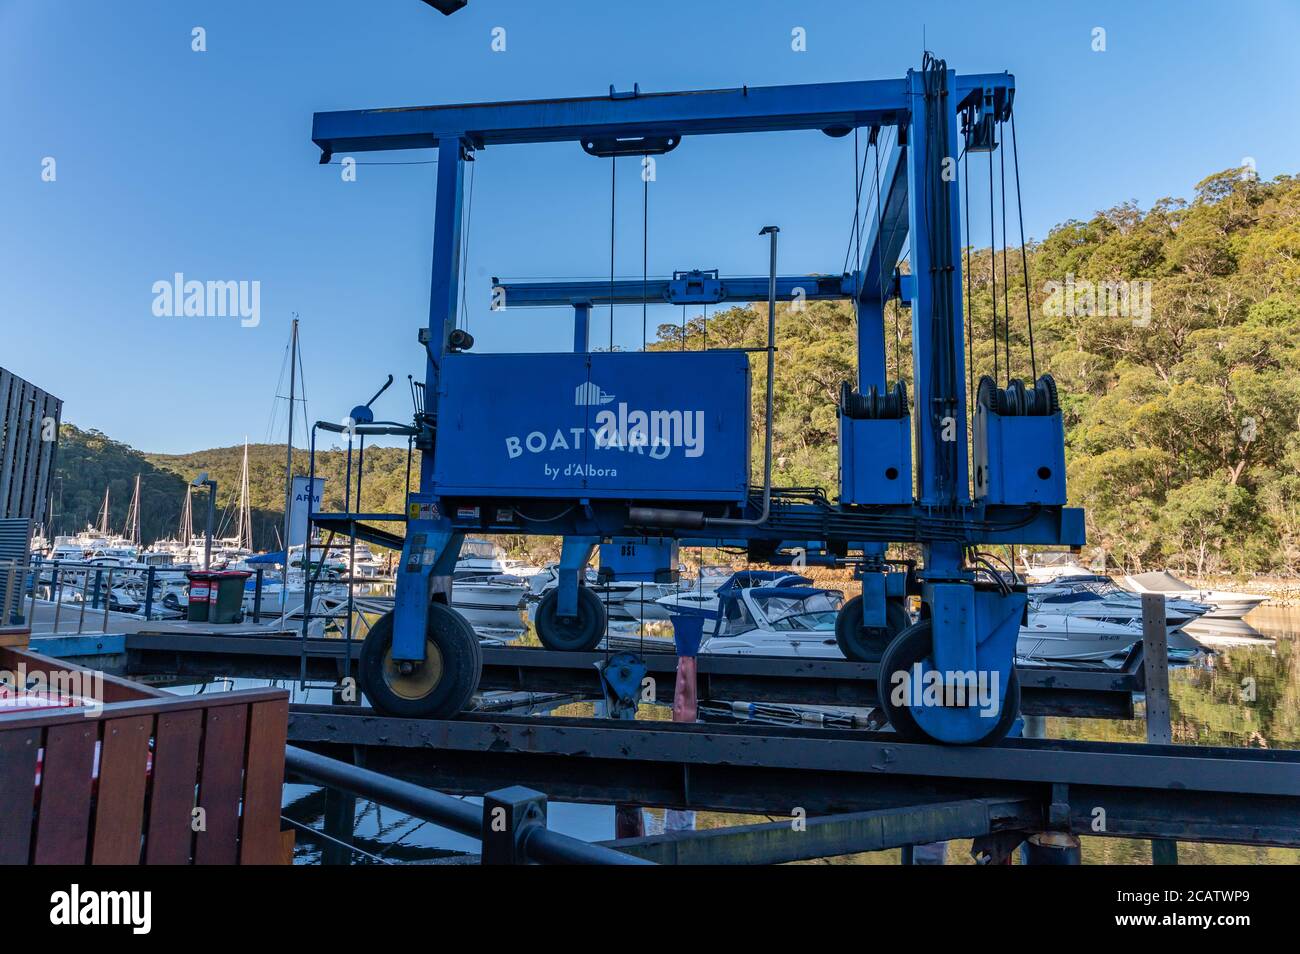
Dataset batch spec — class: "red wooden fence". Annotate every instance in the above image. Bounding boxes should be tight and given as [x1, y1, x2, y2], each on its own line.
[0, 648, 289, 865]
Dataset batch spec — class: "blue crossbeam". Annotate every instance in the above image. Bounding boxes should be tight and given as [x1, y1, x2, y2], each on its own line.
[495, 274, 854, 308]
[311, 74, 1013, 156]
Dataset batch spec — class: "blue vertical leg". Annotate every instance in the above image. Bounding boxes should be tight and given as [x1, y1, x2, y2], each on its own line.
[397, 135, 467, 661]
[557, 536, 597, 618]
[572, 301, 591, 353]
[417, 137, 467, 490]
[393, 528, 464, 660]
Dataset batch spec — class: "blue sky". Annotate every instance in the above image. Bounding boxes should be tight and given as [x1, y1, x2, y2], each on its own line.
[4, 0, 1298, 454]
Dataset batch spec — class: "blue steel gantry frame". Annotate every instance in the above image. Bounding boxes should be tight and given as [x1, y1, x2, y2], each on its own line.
[311, 62, 1084, 743]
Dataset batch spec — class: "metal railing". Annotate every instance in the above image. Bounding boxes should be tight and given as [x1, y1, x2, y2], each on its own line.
[19, 557, 271, 634]
[284, 745, 652, 865]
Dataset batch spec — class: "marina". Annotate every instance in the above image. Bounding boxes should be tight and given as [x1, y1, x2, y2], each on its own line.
[4, 5, 1300, 939]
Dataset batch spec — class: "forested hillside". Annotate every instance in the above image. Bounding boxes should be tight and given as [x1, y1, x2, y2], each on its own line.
[52, 167, 1300, 575]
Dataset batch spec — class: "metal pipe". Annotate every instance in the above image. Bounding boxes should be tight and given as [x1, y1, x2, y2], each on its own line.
[51, 562, 62, 632]
[285, 745, 480, 834]
[102, 567, 113, 631]
[630, 227, 781, 533]
[283, 745, 647, 865]
[202, 479, 216, 570]
[143, 566, 155, 620]
[521, 825, 653, 866]
[705, 225, 779, 529]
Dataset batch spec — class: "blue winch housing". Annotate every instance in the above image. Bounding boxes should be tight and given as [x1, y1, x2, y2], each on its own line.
[838, 414, 913, 505]
[973, 403, 1067, 505]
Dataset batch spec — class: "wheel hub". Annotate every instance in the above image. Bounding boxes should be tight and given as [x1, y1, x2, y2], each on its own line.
[382, 640, 444, 700]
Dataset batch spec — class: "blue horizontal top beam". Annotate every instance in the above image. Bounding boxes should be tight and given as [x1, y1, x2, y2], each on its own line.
[495, 274, 855, 308]
[311, 73, 1012, 156]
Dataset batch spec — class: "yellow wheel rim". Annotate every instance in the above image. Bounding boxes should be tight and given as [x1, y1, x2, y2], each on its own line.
[381, 639, 444, 701]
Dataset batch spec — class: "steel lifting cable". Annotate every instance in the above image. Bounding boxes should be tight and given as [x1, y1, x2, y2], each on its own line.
[871, 128, 895, 384]
[1010, 110, 1039, 381]
[852, 126, 863, 338]
[988, 135, 999, 386]
[999, 120, 1012, 384]
[458, 158, 477, 333]
[963, 143, 974, 413]
[642, 154, 649, 351]
[609, 157, 617, 351]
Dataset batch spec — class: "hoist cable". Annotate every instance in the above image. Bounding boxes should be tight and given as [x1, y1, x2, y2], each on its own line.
[1010, 110, 1039, 380]
[609, 157, 616, 351]
[999, 121, 1012, 384]
[963, 145, 974, 419]
[642, 155, 649, 351]
[988, 143, 999, 386]
[458, 158, 476, 333]
[872, 130, 894, 383]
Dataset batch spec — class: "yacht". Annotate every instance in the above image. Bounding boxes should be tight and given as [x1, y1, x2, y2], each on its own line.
[659, 572, 1205, 664]
[1019, 549, 1098, 584]
[1122, 571, 1268, 621]
[1030, 575, 1211, 634]
[458, 539, 543, 581]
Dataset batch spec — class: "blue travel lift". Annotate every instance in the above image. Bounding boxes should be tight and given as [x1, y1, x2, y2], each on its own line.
[309, 54, 1082, 744]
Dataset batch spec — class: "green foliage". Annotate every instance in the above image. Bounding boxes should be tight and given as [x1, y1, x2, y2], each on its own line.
[54, 424, 419, 551]
[53, 166, 1300, 573]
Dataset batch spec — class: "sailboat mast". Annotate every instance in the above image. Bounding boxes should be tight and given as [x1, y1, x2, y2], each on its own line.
[126, 474, 141, 546]
[98, 486, 110, 535]
[238, 439, 252, 550]
[280, 317, 300, 608]
[180, 487, 193, 547]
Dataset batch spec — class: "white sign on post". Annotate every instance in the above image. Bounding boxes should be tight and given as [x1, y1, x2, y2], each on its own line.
[288, 476, 325, 548]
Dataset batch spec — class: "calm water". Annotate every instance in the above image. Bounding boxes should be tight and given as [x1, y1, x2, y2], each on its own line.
[211, 607, 1300, 864]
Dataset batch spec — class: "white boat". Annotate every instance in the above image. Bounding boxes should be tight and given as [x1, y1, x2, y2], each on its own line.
[699, 583, 845, 657]
[458, 539, 542, 581]
[1019, 549, 1098, 584]
[1122, 571, 1268, 620]
[1029, 575, 1211, 634]
[1016, 612, 1206, 662]
[654, 570, 816, 638]
[660, 572, 1205, 664]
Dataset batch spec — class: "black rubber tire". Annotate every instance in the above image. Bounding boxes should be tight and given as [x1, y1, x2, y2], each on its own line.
[835, 596, 912, 662]
[359, 603, 482, 718]
[876, 618, 1020, 746]
[535, 585, 608, 652]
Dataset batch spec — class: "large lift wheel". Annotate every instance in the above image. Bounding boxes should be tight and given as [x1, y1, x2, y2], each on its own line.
[358, 603, 483, 718]
[835, 596, 911, 662]
[535, 586, 608, 652]
[875, 619, 1020, 746]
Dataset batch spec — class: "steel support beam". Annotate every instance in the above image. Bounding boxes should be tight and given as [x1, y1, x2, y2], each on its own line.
[285, 709, 1300, 847]
[114, 634, 1137, 719]
[600, 796, 1038, 864]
